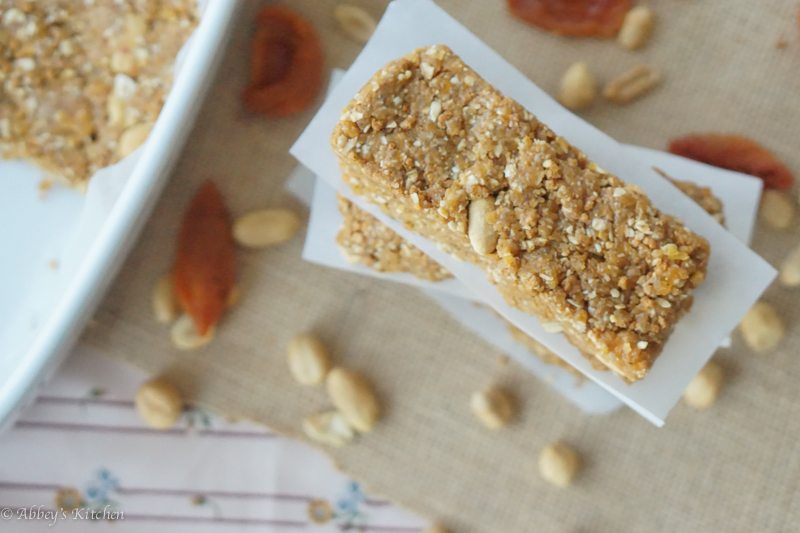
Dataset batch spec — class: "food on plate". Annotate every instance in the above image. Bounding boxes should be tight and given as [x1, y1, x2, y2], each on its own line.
[0, 0, 197, 185]
[558, 62, 597, 111]
[173, 181, 236, 337]
[242, 5, 324, 116]
[603, 64, 661, 104]
[507, 0, 631, 38]
[617, 5, 655, 50]
[669, 134, 794, 190]
[330, 45, 709, 383]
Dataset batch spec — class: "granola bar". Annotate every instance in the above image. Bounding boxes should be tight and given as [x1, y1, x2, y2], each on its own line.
[338, 179, 722, 376]
[0, 0, 197, 186]
[667, 177, 725, 225]
[330, 45, 710, 382]
[336, 194, 452, 281]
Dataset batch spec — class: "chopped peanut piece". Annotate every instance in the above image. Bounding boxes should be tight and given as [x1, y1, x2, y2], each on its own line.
[467, 198, 498, 256]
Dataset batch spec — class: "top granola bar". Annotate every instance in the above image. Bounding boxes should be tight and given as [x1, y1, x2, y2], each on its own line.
[331, 45, 710, 382]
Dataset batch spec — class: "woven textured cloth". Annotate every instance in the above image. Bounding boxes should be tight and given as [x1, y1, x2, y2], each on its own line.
[83, 1, 800, 531]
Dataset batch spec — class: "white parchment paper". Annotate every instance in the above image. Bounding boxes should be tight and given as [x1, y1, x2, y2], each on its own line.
[290, 0, 776, 425]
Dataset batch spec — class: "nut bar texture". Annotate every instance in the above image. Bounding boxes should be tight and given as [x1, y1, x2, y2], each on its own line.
[338, 180, 722, 377]
[337, 179, 721, 286]
[331, 45, 710, 382]
[337, 195, 452, 281]
[669, 179, 725, 225]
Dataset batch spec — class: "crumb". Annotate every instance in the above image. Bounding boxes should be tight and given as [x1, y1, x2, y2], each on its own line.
[48, 259, 59, 270]
[776, 36, 788, 49]
[496, 354, 510, 367]
[37, 177, 53, 199]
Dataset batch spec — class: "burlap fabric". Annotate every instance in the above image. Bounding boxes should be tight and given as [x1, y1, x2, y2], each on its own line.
[82, 1, 800, 531]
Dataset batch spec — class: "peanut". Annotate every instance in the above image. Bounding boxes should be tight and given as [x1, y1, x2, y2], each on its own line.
[117, 122, 153, 157]
[558, 62, 596, 111]
[618, 6, 655, 50]
[233, 208, 301, 249]
[325, 368, 380, 432]
[468, 198, 497, 256]
[152, 275, 178, 324]
[170, 314, 215, 351]
[538, 442, 581, 488]
[287, 333, 332, 386]
[135, 377, 183, 429]
[470, 385, 515, 429]
[779, 243, 800, 287]
[603, 65, 661, 104]
[334, 4, 376, 44]
[759, 190, 795, 230]
[683, 360, 723, 410]
[303, 410, 356, 448]
[739, 301, 785, 352]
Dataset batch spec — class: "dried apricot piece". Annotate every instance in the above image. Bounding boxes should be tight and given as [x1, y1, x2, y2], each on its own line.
[507, 0, 632, 38]
[243, 6, 324, 116]
[173, 181, 236, 336]
[669, 134, 794, 190]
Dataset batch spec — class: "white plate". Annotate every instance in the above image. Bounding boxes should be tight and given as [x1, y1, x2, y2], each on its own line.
[0, 1, 239, 428]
